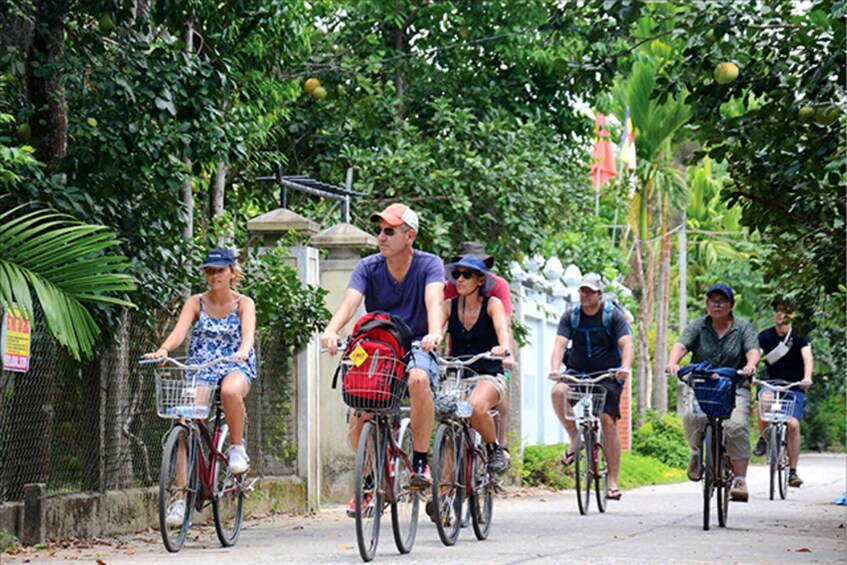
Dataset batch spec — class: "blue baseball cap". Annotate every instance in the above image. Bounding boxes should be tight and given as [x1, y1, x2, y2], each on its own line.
[201, 248, 236, 268]
[706, 283, 734, 303]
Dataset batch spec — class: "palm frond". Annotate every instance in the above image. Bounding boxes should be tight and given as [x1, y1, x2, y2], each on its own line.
[0, 204, 136, 361]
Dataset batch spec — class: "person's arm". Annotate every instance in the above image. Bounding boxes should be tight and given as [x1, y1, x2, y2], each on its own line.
[234, 296, 256, 360]
[421, 280, 445, 352]
[550, 335, 569, 376]
[666, 342, 689, 377]
[147, 295, 200, 358]
[487, 296, 511, 358]
[800, 343, 813, 388]
[320, 288, 365, 355]
[441, 299, 452, 344]
[742, 347, 761, 376]
[616, 334, 634, 381]
[741, 321, 761, 376]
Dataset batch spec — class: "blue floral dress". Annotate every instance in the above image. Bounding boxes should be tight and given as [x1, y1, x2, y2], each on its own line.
[188, 295, 256, 385]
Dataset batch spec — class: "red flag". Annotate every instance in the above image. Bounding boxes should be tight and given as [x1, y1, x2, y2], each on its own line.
[591, 112, 617, 190]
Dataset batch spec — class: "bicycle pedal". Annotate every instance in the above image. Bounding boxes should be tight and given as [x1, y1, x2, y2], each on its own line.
[242, 477, 259, 494]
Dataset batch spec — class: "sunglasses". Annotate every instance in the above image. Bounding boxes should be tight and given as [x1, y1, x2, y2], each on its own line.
[452, 269, 479, 280]
[374, 226, 405, 237]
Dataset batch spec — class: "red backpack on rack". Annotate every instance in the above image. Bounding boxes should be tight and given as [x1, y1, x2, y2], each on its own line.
[332, 311, 414, 410]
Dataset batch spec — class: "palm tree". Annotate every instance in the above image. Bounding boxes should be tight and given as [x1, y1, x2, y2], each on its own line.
[615, 48, 690, 418]
[0, 203, 135, 361]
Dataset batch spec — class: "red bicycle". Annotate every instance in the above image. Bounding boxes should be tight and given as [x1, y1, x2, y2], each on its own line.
[142, 357, 256, 552]
[430, 352, 506, 545]
[549, 370, 615, 515]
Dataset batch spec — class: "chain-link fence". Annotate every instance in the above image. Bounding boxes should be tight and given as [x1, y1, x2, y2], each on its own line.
[0, 307, 298, 503]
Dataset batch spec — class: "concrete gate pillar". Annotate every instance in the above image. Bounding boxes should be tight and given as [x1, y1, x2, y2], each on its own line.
[247, 208, 321, 510]
[310, 223, 376, 503]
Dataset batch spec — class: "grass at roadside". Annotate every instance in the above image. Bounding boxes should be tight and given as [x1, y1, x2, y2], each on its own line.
[521, 443, 686, 491]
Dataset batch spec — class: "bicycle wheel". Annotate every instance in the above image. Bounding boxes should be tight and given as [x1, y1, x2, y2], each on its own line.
[355, 420, 382, 562]
[716, 422, 730, 528]
[574, 426, 592, 515]
[431, 423, 463, 546]
[390, 418, 418, 554]
[701, 426, 713, 531]
[768, 424, 778, 501]
[778, 425, 790, 500]
[469, 432, 493, 541]
[212, 422, 245, 547]
[594, 435, 608, 513]
[159, 425, 195, 552]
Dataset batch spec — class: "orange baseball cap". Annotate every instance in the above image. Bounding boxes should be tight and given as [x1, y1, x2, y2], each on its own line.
[369, 203, 419, 231]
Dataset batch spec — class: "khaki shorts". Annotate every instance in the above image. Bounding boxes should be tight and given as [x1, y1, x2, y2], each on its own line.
[475, 373, 507, 402]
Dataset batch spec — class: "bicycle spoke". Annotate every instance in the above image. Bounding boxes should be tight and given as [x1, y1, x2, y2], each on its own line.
[212, 421, 245, 547]
[390, 419, 418, 554]
[159, 426, 195, 553]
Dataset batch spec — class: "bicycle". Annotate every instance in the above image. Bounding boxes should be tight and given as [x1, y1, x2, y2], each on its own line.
[753, 379, 803, 501]
[549, 370, 615, 515]
[330, 345, 419, 563]
[141, 357, 256, 552]
[676, 363, 747, 531]
[430, 352, 505, 545]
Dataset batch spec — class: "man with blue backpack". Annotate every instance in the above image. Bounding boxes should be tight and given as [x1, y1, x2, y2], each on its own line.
[549, 274, 634, 501]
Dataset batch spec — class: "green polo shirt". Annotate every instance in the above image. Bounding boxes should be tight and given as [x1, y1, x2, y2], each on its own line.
[678, 314, 758, 371]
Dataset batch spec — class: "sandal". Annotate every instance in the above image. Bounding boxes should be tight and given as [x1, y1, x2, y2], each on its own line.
[560, 449, 576, 466]
[607, 488, 622, 500]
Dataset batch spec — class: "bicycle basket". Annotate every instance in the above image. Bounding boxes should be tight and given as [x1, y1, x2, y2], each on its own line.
[340, 354, 408, 414]
[155, 367, 213, 420]
[758, 393, 795, 423]
[690, 375, 735, 418]
[434, 370, 478, 420]
[564, 383, 607, 421]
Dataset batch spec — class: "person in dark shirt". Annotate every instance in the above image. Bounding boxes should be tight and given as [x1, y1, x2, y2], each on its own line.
[550, 274, 633, 501]
[753, 298, 813, 487]
[443, 256, 511, 474]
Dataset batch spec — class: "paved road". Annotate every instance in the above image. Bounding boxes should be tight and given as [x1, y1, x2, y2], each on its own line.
[2, 454, 844, 564]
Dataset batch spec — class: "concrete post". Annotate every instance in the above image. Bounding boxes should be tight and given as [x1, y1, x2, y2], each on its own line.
[22, 483, 45, 546]
[310, 223, 376, 503]
[247, 208, 322, 510]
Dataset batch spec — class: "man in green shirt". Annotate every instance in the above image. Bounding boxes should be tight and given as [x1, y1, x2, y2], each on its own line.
[666, 283, 760, 502]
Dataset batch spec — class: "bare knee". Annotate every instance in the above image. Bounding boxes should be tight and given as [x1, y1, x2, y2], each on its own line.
[788, 418, 801, 432]
[551, 383, 566, 404]
[407, 370, 431, 398]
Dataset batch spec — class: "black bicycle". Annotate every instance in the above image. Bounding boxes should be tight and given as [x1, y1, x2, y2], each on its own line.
[677, 364, 746, 531]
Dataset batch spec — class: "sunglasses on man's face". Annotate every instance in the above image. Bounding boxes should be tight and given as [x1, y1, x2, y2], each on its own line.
[452, 269, 479, 280]
[374, 226, 404, 237]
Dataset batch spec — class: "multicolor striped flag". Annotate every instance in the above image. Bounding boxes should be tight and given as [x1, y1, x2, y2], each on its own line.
[619, 108, 637, 170]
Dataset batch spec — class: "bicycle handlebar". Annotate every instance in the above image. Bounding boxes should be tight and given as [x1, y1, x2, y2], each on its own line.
[139, 356, 234, 371]
[547, 369, 617, 384]
[438, 351, 510, 368]
[752, 378, 808, 391]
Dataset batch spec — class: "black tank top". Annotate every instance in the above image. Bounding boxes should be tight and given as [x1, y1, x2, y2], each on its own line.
[448, 296, 503, 375]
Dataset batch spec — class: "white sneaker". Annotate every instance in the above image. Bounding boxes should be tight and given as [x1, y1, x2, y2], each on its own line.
[166, 500, 185, 527]
[229, 444, 250, 474]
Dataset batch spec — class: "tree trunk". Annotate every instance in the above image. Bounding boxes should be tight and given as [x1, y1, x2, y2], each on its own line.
[210, 161, 227, 219]
[676, 210, 688, 413]
[633, 235, 651, 426]
[180, 15, 194, 291]
[100, 309, 134, 489]
[26, 0, 67, 166]
[652, 198, 672, 413]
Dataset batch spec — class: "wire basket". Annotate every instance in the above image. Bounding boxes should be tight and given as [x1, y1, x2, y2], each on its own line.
[758, 394, 795, 423]
[434, 371, 479, 420]
[690, 376, 735, 418]
[341, 355, 408, 414]
[155, 368, 214, 420]
[563, 383, 607, 421]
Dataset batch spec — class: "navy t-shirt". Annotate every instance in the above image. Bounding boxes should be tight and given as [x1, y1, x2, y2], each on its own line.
[557, 305, 630, 373]
[758, 326, 811, 383]
[348, 250, 444, 339]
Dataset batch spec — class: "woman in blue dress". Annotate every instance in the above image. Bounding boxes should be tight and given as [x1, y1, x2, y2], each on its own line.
[148, 248, 256, 524]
